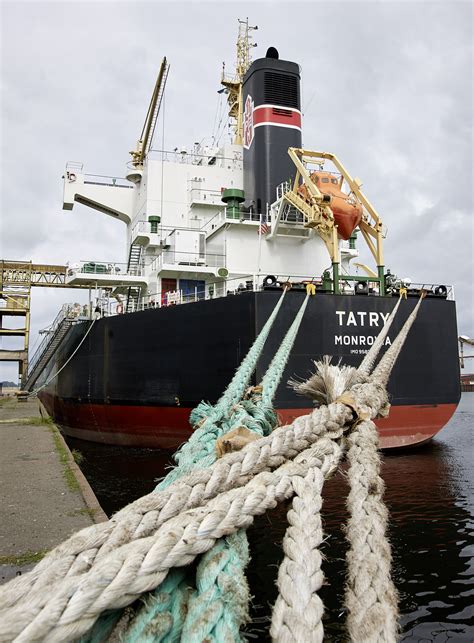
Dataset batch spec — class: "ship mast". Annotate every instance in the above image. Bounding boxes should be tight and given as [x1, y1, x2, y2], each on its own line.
[221, 18, 258, 145]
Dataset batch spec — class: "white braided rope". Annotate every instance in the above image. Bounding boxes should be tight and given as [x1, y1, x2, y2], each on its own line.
[345, 419, 399, 642]
[0, 400, 357, 613]
[0, 382, 389, 643]
[0, 295, 423, 642]
[0, 439, 342, 643]
[270, 440, 343, 643]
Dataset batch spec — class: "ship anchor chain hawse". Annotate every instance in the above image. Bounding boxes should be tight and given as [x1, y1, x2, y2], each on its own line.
[17, 19, 459, 450]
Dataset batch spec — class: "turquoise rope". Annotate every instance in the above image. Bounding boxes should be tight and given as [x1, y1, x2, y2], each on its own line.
[179, 293, 312, 642]
[124, 570, 190, 642]
[82, 291, 287, 643]
[90, 290, 312, 642]
[122, 291, 289, 643]
[128, 291, 312, 642]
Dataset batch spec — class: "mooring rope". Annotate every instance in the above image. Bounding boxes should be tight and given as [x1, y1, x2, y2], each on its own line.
[270, 444, 341, 643]
[79, 290, 292, 643]
[125, 290, 312, 643]
[0, 377, 387, 642]
[345, 419, 399, 642]
[0, 294, 424, 642]
[270, 295, 424, 642]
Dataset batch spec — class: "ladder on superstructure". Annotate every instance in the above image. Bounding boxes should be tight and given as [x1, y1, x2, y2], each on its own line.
[125, 244, 143, 313]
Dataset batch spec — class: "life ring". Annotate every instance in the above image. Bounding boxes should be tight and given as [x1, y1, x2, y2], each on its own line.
[116, 304, 123, 314]
[263, 274, 277, 287]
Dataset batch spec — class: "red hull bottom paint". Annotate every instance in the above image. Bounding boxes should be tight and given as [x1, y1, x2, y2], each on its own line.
[40, 393, 458, 450]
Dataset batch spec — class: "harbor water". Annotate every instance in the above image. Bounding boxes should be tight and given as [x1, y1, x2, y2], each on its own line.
[66, 393, 474, 641]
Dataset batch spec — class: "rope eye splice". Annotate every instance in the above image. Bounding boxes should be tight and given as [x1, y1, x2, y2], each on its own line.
[0, 292, 425, 643]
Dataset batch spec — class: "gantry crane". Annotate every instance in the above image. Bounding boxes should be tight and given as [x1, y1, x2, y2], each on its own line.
[0, 260, 90, 386]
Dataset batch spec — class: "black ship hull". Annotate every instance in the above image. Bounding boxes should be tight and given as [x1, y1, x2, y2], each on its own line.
[38, 291, 461, 449]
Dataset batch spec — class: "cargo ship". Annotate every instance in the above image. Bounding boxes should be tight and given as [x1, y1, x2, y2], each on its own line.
[27, 21, 461, 449]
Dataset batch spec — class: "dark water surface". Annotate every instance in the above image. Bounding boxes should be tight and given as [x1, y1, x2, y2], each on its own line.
[67, 394, 474, 641]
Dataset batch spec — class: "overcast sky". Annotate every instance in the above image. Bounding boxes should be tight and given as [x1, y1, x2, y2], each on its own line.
[1, 0, 473, 381]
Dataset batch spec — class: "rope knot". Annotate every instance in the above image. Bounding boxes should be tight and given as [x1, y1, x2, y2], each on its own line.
[215, 427, 260, 458]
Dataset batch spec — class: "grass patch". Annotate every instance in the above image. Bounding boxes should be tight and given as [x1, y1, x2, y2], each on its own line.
[0, 416, 53, 426]
[26, 416, 53, 426]
[48, 424, 80, 493]
[71, 448, 84, 465]
[0, 550, 47, 565]
[66, 507, 96, 519]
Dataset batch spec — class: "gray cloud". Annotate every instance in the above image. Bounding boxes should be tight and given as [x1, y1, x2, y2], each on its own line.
[1, 1, 472, 381]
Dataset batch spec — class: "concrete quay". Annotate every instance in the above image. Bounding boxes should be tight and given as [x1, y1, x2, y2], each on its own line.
[0, 396, 107, 584]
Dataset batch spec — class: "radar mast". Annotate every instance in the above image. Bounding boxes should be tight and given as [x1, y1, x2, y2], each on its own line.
[221, 18, 258, 145]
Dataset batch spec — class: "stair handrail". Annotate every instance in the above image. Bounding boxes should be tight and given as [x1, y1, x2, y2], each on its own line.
[27, 304, 78, 374]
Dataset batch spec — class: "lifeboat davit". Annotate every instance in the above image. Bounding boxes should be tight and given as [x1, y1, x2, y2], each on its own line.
[299, 171, 363, 240]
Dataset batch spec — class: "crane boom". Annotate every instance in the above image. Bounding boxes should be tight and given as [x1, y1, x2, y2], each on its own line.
[130, 57, 170, 168]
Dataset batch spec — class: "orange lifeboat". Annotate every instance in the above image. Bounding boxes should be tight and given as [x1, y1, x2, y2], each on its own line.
[298, 171, 362, 240]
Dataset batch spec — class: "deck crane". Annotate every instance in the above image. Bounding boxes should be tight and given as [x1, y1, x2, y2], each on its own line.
[459, 335, 474, 369]
[129, 57, 170, 169]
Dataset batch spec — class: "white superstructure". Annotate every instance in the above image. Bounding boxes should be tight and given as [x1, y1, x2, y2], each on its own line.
[62, 141, 357, 311]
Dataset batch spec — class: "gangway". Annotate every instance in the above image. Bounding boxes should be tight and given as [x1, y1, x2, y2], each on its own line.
[23, 305, 85, 391]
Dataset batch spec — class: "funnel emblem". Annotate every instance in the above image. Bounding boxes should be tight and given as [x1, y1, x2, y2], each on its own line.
[243, 94, 255, 149]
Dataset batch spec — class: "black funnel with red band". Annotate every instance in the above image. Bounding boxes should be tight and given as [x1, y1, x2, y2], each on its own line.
[243, 50, 302, 214]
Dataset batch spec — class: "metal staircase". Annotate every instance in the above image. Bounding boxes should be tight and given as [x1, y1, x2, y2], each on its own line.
[24, 306, 78, 391]
[127, 244, 143, 275]
[125, 244, 143, 313]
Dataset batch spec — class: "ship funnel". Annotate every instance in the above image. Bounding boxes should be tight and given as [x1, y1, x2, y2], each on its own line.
[242, 54, 302, 213]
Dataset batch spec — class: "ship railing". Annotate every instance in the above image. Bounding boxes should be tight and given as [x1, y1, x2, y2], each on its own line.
[65, 162, 134, 189]
[200, 208, 270, 235]
[66, 161, 84, 172]
[146, 148, 243, 170]
[156, 250, 226, 269]
[130, 274, 256, 312]
[132, 221, 203, 240]
[83, 173, 133, 189]
[109, 273, 455, 317]
[276, 181, 292, 199]
[336, 272, 455, 299]
[132, 274, 320, 313]
[67, 261, 143, 278]
[27, 303, 84, 373]
[189, 187, 225, 206]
